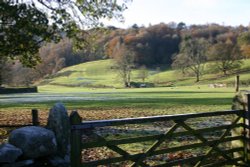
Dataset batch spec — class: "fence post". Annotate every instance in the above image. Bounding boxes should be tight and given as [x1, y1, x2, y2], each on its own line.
[31, 109, 39, 126]
[70, 111, 82, 167]
[247, 94, 250, 163]
[235, 75, 240, 92]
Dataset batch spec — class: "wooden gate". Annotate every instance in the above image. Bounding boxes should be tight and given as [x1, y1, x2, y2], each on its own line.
[70, 96, 250, 167]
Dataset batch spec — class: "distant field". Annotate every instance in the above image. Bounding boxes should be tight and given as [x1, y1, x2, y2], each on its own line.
[39, 59, 250, 88]
[0, 86, 242, 126]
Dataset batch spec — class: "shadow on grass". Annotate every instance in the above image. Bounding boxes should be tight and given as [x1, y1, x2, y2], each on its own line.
[57, 97, 233, 110]
[0, 97, 232, 110]
[115, 91, 233, 94]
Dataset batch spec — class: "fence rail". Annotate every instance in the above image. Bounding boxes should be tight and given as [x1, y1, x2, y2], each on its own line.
[71, 110, 244, 130]
[70, 107, 249, 167]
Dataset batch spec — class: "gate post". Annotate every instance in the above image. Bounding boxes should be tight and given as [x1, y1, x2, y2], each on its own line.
[246, 94, 250, 163]
[235, 75, 240, 92]
[231, 91, 250, 165]
[31, 109, 39, 126]
[70, 111, 82, 167]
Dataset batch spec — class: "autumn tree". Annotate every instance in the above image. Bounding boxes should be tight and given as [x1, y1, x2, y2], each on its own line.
[112, 37, 135, 87]
[106, 23, 180, 67]
[172, 37, 208, 82]
[132, 23, 180, 66]
[208, 40, 242, 75]
[237, 31, 250, 58]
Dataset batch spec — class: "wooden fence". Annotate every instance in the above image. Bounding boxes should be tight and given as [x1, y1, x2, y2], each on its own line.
[0, 109, 40, 128]
[70, 95, 250, 166]
[0, 87, 38, 94]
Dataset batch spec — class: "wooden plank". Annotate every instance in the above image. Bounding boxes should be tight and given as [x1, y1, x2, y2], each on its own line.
[0, 124, 32, 128]
[153, 148, 244, 167]
[154, 136, 243, 156]
[81, 147, 243, 167]
[70, 111, 82, 167]
[174, 120, 240, 166]
[130, 123, 181, 167]
[201, 158, 246, 167]
[194, 116, 241, 167]
[84, 130, 149, 166]
[82, 136, 242, 166]
[82, 123, 242, 149]
[72, 110, 244, 130]
[82, 153, 142, 167]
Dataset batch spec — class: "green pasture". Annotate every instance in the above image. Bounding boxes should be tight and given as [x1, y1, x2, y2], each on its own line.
[40, 59, 250, 88]
[0, 86, 242, 120]
[148, 59, 250, 86]
[1, 58, 250, 119]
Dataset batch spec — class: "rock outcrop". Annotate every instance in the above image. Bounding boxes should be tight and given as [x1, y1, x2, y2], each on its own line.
[9, 126, 57, 158]
[0, 143, 22, 163]
[47, 103, 70, 165]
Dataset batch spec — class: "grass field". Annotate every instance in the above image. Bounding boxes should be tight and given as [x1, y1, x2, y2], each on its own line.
[0, 85, 242, 126]
[40, 59, 250, 88]
[1, 59, 250, 124]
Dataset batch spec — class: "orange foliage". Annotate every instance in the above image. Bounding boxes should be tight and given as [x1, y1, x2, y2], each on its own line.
[123, 34, 137, 44]
[106, 37, 120, 57]
[240, 44, 250, 58]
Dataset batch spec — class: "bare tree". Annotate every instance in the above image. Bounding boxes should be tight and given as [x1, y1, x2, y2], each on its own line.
[172, 37, 208, 82]
[113, 38, 135, 87]
[208, 40, 242, 75]
[0, 57, 12, 87]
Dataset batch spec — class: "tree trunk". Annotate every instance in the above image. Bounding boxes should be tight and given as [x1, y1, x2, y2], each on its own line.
[0, 72, 2, 87]
[127, 72, 131, 87]
[223, 69, 227, 75]
[124, 82, 128, 88]
[0, 63, 3, 87]
[196, 73, 200, 82]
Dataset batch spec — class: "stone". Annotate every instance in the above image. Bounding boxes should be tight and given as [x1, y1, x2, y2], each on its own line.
[231, 90, 250, 161]
[2, 159, 34, 167]
[48, 155, 70, 167]
[232, 90, 250, 110]
[8, 126, 57, 158]
[47, 103, 70, 158]
[0, 143, 22, 163]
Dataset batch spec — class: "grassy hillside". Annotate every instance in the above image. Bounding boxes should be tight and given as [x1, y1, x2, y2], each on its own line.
[41, 60, 120, 87]
[39, 59, 250, 88]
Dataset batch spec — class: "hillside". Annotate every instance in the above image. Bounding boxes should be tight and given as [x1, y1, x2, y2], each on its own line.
[39, 59, 250, 88]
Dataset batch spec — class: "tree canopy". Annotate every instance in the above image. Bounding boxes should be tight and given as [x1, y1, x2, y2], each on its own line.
[0, 0, 129, 67]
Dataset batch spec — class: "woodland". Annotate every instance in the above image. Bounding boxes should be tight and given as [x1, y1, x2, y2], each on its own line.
[1, 22, 250, 86]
